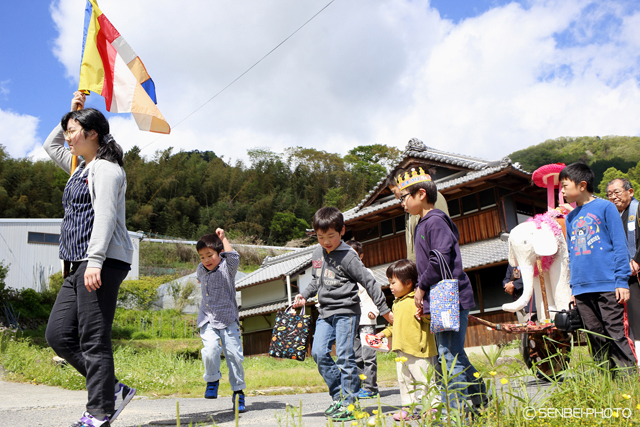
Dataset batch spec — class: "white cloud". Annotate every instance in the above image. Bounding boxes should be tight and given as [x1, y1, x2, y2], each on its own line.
[0, 80, 9, 100]
[48, 0, 640, 165]
[0, 109, 40, 158]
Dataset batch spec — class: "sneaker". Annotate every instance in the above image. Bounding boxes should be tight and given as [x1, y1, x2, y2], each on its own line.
[205, 381, 219, 399]
[70, 412, 110, 427]
[357, 388, 379, 399]
[233, 390, 247, 413]
[330, 406, 356, 421]
[324, 401, 342, 417]
[111, 382, 136, 423]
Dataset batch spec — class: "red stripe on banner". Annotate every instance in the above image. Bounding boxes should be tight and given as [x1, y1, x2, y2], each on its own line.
[96, 13, 120, 44]
[96, 15, 118, 110]
[622, 303, 639, 381]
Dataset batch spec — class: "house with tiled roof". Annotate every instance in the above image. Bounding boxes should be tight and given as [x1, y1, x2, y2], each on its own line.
[236, 138, 547, 354]
[341, 138, 547, 347]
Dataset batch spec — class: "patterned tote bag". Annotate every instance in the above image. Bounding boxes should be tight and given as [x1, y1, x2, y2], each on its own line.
[429, 250, 460, 333]
[269, 304, 311, 361]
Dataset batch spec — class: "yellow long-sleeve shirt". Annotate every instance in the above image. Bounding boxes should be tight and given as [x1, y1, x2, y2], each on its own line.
[381, 291, 437, 358]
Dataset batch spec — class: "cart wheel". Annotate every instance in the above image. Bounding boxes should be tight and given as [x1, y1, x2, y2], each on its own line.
[521, 329, 571, 380]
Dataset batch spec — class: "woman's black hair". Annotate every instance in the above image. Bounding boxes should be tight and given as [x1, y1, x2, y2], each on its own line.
[61, 108, 124, 167]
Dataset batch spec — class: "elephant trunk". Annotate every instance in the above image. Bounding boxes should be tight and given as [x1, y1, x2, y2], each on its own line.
[501, 264, 535, 313]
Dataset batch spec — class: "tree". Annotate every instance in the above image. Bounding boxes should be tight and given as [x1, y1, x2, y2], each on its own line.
[597, 167, 640, 198]
[269, 212, 309, 245]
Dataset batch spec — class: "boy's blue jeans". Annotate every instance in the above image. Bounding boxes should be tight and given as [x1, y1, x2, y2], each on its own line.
[311, 314, 359, 405]
[435, 309, 487, 410]
[200, 321, 246, 391]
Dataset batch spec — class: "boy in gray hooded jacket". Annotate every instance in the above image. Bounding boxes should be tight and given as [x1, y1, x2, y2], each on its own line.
[293, 207, 392, 421]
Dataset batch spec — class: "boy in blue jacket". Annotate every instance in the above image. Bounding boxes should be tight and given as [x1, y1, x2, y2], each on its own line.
[560, 163, 637, 373]
[396, 167, 487, 413]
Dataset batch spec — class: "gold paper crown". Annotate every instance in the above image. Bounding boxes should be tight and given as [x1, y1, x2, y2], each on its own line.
[396, 167, 432, 191]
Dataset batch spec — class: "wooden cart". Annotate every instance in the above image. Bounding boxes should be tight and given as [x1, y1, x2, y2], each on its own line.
[470, 257, 586, 380]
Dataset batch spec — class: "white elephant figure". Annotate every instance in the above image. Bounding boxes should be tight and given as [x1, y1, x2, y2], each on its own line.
[502, 212, 572, 321]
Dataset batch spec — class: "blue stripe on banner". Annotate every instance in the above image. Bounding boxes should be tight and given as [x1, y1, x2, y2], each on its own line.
[141, 78, 157, 104]
[80, 0, 93, 67]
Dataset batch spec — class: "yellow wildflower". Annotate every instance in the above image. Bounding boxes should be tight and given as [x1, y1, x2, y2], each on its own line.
[473, 372, 480, 378]
[372, 410, 378, 415]
[348, 404, 355, 412]
[622, 394, 631, 400]
[395, 357, 401, 362]
[489, 371, 497, 376]
[359, 374, 367, 380]
[358, 412, 365, 419]
[636, 403, 640, 410]
[500, 378, 508, 385]
[351, 422, 358, 426]
[400, 356, 408, 362]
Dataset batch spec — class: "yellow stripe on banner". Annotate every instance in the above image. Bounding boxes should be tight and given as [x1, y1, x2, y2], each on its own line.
[127, 57, 151, 84]
[78, 5, 105, 95]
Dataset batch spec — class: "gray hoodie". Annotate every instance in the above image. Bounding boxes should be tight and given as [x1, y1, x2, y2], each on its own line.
[301, 242, 390, 319]
[44, 125, 133, 268]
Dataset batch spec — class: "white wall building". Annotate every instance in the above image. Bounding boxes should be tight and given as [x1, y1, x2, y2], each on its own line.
[0, 219, 142, 291]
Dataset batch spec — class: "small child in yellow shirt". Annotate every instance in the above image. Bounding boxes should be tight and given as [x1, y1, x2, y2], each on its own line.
[377, 259, 440, 421]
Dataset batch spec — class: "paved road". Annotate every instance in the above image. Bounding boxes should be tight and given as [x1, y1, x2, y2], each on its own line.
[0, 372, 555, 427]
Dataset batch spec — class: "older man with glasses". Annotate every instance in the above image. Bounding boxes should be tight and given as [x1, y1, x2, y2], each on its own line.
[607, 178, 640, 353]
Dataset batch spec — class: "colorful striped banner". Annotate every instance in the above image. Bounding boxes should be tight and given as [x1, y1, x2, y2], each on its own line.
[79, 0, 170, 134]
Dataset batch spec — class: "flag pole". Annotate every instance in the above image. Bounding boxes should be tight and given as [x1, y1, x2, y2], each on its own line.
[70, 96, 84, 174]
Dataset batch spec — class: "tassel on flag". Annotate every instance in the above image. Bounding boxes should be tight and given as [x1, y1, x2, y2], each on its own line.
[79, 0, 170, 134]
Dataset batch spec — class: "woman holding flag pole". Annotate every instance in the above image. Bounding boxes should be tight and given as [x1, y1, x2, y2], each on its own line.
[44, 91, 136, 427]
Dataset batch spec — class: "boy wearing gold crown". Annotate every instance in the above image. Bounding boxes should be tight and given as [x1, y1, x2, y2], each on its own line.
[386, 166, 449, 263]
[397, 167, 488, 414]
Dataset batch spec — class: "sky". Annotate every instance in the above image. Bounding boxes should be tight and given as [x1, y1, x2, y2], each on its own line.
[1, 0, 640, 166]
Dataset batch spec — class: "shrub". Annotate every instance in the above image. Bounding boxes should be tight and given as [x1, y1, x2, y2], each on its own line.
[47, 272, 64, 295]
[131, 331, 151, 340]
[168, 279, 196, 313]
[0, 262, 9, 303]
[118, 275, 173, 310]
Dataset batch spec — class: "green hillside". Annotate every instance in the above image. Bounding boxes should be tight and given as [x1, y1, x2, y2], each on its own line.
[509, 135, 640, 196]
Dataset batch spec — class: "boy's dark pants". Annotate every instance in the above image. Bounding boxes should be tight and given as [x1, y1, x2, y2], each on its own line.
[354, 325, 378, 393]
[575, 291, 637, 372]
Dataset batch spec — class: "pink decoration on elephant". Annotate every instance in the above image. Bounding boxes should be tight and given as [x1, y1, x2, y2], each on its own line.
[527, 212, 564, 277]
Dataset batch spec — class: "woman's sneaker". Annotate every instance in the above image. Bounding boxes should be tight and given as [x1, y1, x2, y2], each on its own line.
[205, 381, 219, 399]
[111, 382, 136, 423]
[70, 412, 110, 427]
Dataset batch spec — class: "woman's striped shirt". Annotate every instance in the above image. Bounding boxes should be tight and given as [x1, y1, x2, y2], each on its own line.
[59, 166, 95, 261]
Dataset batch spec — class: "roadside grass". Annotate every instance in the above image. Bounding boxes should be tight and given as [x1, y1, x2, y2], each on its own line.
[3, 330, 640, 426]
[0, 332, 528, 398]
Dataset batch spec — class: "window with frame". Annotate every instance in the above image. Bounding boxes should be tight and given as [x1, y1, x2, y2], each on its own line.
[448, 199, 461, 218]
[461, 194, 479, 214]
[27, 232, 60, 245]
[394, 215, 405, 233]
[479, 188, 496, 209]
